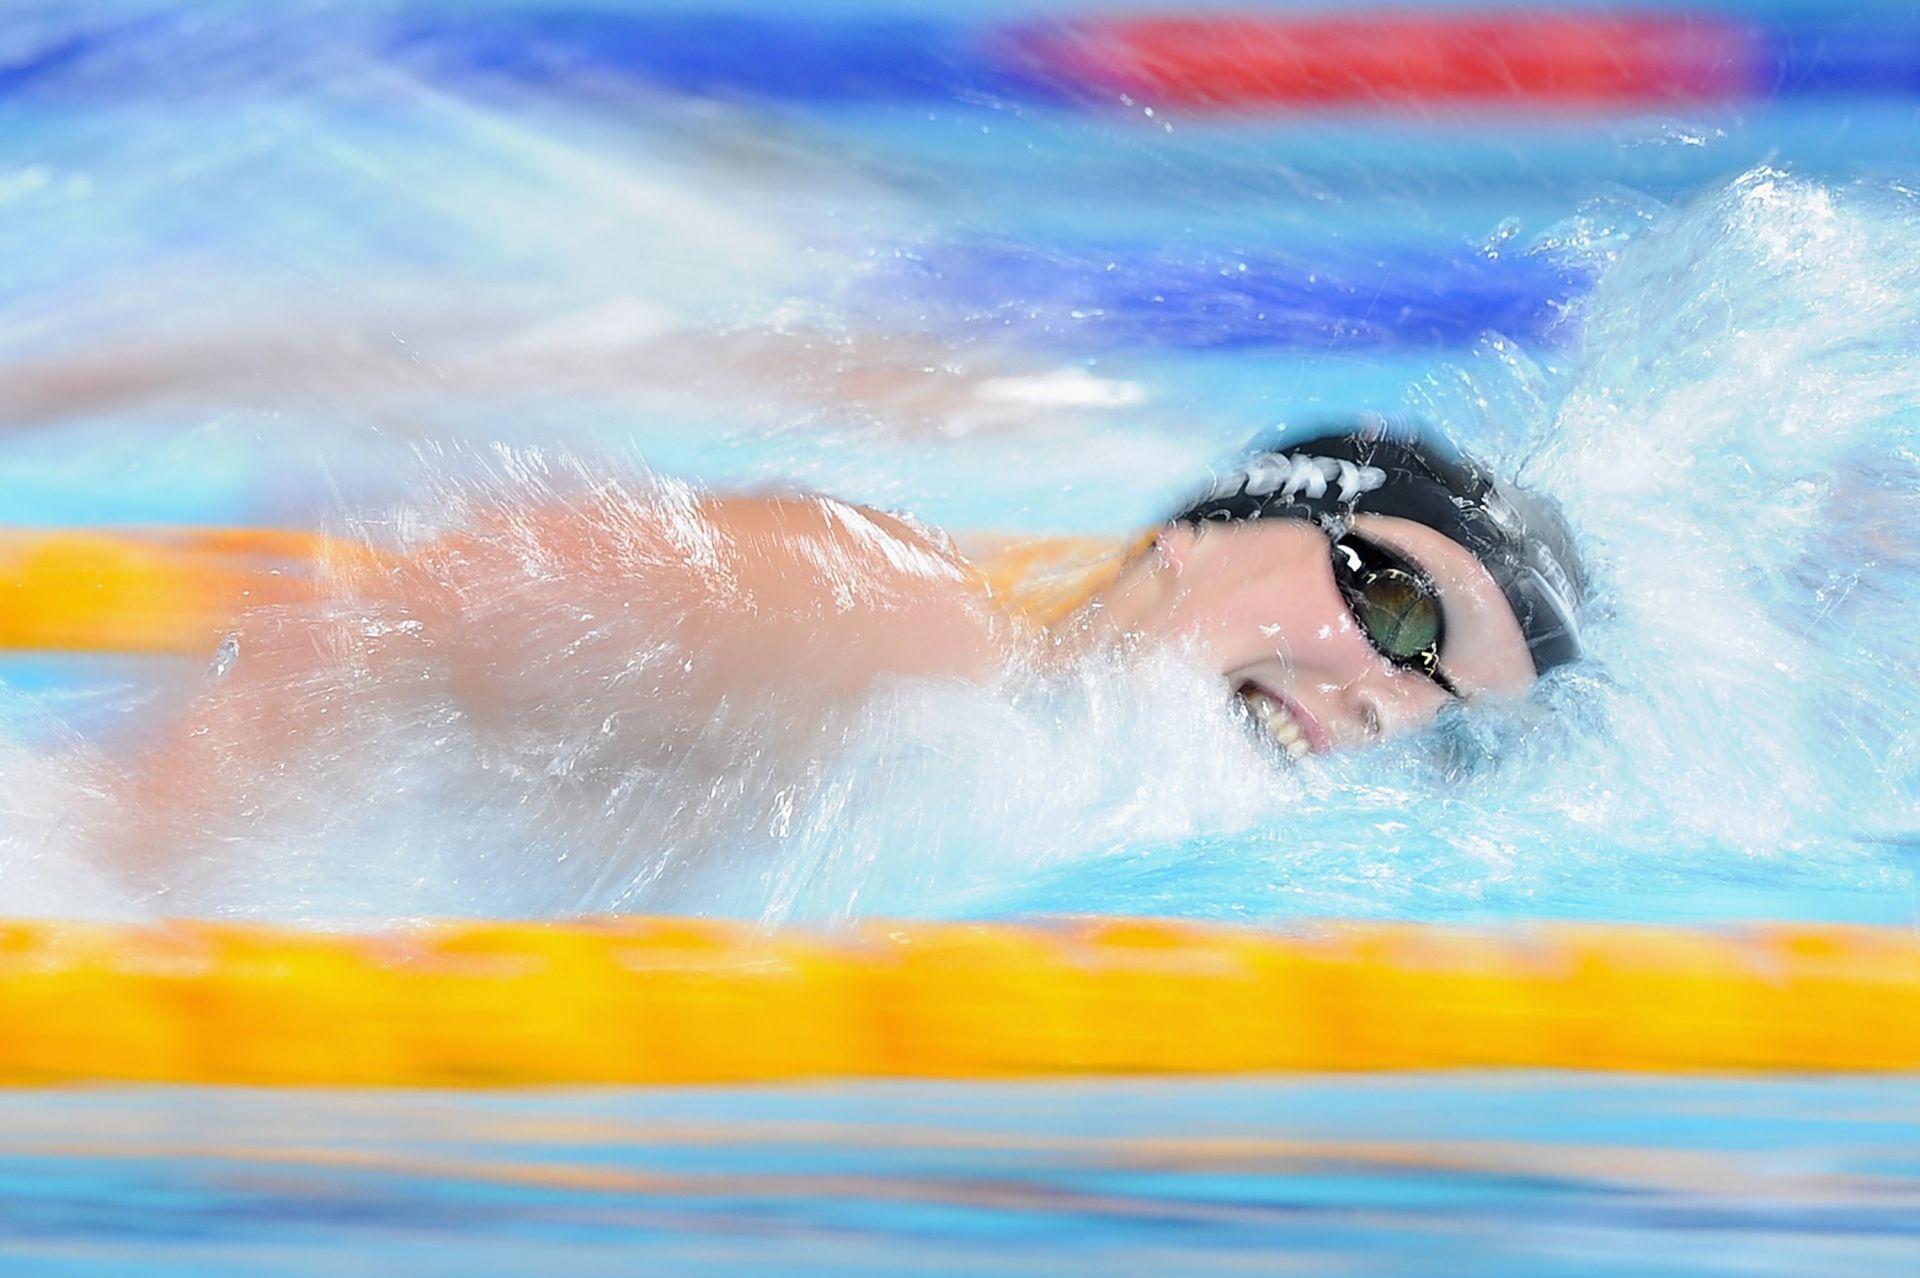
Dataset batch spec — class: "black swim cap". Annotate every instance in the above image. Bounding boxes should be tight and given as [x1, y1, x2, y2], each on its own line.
[1172, 419, 1586, 675]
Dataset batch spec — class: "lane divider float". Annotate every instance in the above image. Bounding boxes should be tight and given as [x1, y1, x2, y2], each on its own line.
[0, 917, 1914, 1085]
[0, 527, 387, 656]
[387, 9, 1920, 110]
[1008, 12, 1757, 110]
[12, 11, 1918, 112]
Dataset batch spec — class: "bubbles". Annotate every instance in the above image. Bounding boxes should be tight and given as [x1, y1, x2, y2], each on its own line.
[208, 632, 240, 679]
[1430, 166, 1920, 912]
[0, 713, 138, 921]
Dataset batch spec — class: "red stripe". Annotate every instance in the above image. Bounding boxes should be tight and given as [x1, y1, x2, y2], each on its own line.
[1012, 13, 1758, 109]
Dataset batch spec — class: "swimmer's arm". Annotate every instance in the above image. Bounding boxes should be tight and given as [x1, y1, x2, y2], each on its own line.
[102, 493, 1004, 886]
[427, 492, 1009, 726]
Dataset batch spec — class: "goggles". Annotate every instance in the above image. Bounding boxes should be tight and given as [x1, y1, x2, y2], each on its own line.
[1329, 532, 1460, 697]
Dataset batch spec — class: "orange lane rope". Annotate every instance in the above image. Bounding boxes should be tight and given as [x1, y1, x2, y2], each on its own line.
[0, 526, 1141, 655]
[0, 527, 392, 655]
[0, 918, 1914, 1086]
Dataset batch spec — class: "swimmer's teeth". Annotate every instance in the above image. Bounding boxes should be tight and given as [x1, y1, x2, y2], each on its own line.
[1240, 686, 1312, 761]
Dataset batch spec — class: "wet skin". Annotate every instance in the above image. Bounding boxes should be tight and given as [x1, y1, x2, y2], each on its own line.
[1078, 514, 1536, 753]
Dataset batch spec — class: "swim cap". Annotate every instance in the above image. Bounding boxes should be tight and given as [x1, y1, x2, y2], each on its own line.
[1172, 419, 1585, 674]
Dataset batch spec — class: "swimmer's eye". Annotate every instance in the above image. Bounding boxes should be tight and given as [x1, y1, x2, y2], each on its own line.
[1329, 534, 1459, 697]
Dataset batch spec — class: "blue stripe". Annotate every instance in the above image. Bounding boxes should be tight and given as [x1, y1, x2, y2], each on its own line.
[1765, 16, 1920, 96]
[0, 30, 97, 96]
[887, 243, 1596, 351]
[384, 12, 1061, 104]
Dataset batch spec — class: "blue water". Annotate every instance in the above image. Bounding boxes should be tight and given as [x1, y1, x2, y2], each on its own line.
[5, 2, 1920, 1271]
[5, 1078, 1920, 1276]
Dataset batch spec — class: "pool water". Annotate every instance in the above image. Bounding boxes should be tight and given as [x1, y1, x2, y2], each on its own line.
[3, 1074, 1920, 1274]
[7, 1077, 1920, 1276]
[4, 2, 1920, 1272]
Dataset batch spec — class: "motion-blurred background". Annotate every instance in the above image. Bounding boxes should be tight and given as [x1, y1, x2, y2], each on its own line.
[4, 3, 1920, 1274]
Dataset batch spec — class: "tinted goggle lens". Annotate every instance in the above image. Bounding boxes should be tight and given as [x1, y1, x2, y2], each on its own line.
[1331, 536, 1450, 689]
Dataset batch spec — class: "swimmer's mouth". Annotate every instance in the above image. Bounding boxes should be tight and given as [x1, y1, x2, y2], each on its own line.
[1235, 680, 1314, 761]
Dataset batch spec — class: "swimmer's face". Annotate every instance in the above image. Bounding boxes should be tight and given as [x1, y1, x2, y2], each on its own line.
[1098, 515, 1536, 756]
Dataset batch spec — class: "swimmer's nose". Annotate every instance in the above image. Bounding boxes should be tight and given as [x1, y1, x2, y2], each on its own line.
[1277, 629, 1452, 750]
[1332, 669, 1452, 747]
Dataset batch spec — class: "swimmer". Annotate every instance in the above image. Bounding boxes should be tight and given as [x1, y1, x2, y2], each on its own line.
[102, 420, 1583, 886]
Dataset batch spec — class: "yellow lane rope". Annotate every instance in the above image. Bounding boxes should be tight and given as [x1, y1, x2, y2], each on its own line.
[0, 527, 394, 655]
[1, 918, 1915, 1085]
[0, 526, 1138, 656]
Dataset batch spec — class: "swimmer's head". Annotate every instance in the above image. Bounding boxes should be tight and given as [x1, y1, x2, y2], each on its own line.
[1093, 418, 1586, 757]
[1174, 419, 1586, 676]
